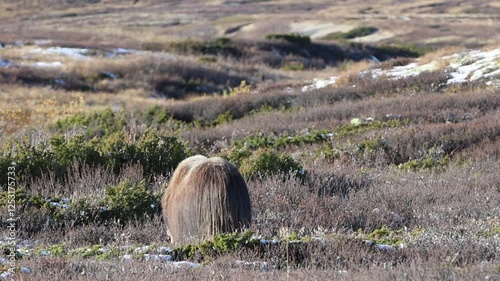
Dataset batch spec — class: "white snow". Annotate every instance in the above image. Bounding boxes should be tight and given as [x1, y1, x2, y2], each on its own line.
[0, 60, 12, 68]
[300, 48, 500, 92]
[31, 61, 63, 68]
[121, 254, 133, 261]
[134, 245, 150, 254]
[144, 254, 173, 262]
[29, 47, 91, 60]
[259, 239, 280, 245]
[40, 250, 51, 256]
[445, 49, 500, 84]
[172, 261, 201, 268]
[0, 272, 12, 279]
[301, 76, 337, 92]
[157, 246, 173, 254]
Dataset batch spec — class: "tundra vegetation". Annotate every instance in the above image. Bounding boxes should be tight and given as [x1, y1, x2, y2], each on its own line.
[0, 0, 499, 280]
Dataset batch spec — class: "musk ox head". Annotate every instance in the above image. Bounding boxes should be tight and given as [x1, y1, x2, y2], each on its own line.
[161, 155, 252, 244]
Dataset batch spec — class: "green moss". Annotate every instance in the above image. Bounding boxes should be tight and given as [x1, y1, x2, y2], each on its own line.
[173, 231, 259, 261]
[69, 244, 114, 259]
[71, 245, 96, 258]
[363, 226, 425, 247]
[399, 156, 449, 172]
[365, 225, 404, 247]
[38, 244, 67, 257]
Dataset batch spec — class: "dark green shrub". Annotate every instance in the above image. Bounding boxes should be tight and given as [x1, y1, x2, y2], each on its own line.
[100, 179, 159, 223]
[0, 130, 188, 187]
[219, 146, 253, 167]
[321, 26, 378, 40]
[1, 140, 55, 186]
[136, 129, 188, 176]
[376, 43, 434, 58]
[52, 108, 126, 138]
[213, 110, 233, 126]
[98, 131, 137, 173]
[169, 37, 240, 56]
[239, 148, 304, 179]
[51, 134, 104, 172]
[266, 33, 311, 45]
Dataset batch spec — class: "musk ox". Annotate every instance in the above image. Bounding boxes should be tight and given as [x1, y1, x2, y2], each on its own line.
[162, 155, 252, 244]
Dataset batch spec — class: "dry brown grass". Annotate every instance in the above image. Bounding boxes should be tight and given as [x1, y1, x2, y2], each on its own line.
[1, 1, 499, 280]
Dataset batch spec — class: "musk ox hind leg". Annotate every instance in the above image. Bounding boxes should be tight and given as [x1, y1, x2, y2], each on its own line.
[162, 155, 252, 245]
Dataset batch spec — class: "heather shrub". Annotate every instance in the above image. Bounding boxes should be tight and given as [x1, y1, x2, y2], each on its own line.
[239, 148, 304, 180]
[0, 130, 188, 187]
[52, 108, 126, 138]
[168, 37, 240, 57]
[266, 33, 311, 45]
[100, 179, 159, 223]
[134, 129, 189, 176]
[321, 26, 378, 40]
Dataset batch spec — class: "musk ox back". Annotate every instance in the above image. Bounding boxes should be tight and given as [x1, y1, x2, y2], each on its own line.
[162, 155, 251, 244]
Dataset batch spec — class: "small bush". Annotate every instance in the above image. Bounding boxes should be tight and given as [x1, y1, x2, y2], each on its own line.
[100, 179, 159, 223]
[282, 62, 304, 71]
[239, 148, 304, 180]
[376, 43, 434, 58]
[321, 26, 378, 40]
[52, 108, 125, 138]
[265, 33, 311, 45]
[0, 130, 188, 186]
[169, 37, 240, 57]
[222, 80, 252, 98]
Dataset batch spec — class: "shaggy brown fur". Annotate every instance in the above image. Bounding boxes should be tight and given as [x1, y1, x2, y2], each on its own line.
[162, 155, 252, 244]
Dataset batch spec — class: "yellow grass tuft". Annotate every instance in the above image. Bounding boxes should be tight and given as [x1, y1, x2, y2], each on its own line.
[334, 60, 375, 87]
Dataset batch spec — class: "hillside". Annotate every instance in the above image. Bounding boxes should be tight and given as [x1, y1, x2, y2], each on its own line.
[0, 0, 499, 280]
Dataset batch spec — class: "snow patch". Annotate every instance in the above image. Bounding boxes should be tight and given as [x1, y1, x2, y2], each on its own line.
[445, 49, 500, 84]
[172, 261, 201, 268]
[31, 61, 63, 68]
[30, 47, 91, 60]
[0, 60, 12, 68]
[365, 48, 500, 85]
[144, 254, 174, 262]
[301, 76, 337, 92]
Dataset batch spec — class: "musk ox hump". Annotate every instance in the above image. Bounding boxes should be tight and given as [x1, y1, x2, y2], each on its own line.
[162, 155, 251, 245]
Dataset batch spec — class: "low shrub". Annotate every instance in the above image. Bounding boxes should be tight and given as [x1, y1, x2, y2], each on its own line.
[239, 148, 304, 180]
[169, 37, 240, 57]
[100, 179, 159, 223]
[321, 26, 378, 40]
[0, 130, 188, 187]
[265, 33, 311, 45]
